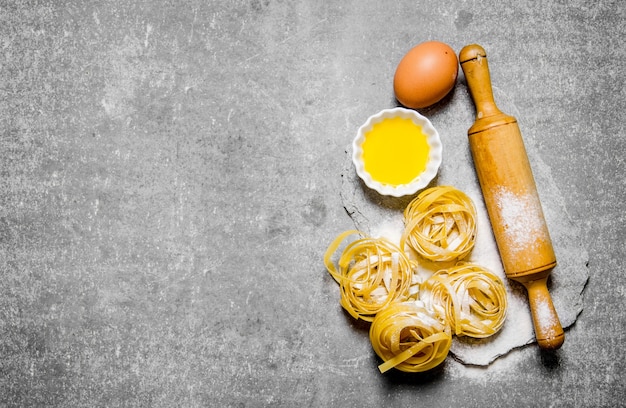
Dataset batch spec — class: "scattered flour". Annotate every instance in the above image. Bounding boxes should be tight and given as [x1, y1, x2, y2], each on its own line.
[534, 297, 557, 331]
[445, 342, 531, 380]
[493, 186, 548, 261]
[369, 214, 404, 247]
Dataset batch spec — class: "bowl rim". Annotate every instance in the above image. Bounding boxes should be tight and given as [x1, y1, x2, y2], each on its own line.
[352, 107, 443, 197]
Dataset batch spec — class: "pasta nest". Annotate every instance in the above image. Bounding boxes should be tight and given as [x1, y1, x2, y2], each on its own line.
[324, 231, 418, 322]
[401, 185, 477, 262]
[420, 263, 508, 338]
[369, 301, 452, 373]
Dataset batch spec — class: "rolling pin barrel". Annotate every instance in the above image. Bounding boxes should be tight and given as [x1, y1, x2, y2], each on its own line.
[460, 44, 564, 350]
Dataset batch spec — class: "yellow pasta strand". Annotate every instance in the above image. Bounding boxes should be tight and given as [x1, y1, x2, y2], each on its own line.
[401, 185, 477, 262]
[420, 263, 508, 338]
[323, 231, 418, 322]
[369, 302, 452, 373]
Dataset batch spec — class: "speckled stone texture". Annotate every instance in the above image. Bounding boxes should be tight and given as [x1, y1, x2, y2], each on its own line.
[1, 1, 624, 407]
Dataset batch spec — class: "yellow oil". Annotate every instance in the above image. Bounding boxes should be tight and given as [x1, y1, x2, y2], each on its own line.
[361, 117, 430, 185]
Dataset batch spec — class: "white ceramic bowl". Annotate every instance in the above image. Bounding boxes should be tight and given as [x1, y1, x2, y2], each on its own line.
[352, 108, 442, 197]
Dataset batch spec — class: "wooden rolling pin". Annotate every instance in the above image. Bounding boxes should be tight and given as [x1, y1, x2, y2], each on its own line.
[459, 44, 564, 350]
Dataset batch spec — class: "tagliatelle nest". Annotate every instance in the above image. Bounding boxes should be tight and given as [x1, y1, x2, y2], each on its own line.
[324, 184, 508, 374]
[420, 262, 508, 338]
[401, 185, 477, 262]
[369, 301, 452, 373]
[323, 230, 419, 322]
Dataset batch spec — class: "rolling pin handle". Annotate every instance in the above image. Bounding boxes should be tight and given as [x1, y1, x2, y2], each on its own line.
[524, 277, 565, 350]
[459, 44, 503, 121]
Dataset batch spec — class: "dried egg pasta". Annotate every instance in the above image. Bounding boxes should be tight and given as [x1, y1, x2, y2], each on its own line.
[324, 230, 418, 322]
[420, 263, 507, 338]
[401, 185, 477, 262]
[369, 302, 452, 373]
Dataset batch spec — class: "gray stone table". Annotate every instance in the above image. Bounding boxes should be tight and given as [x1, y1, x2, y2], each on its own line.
[1, 1, 623, 407]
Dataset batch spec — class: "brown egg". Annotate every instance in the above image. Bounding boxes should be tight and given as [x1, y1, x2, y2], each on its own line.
[394, 41, 459, 109]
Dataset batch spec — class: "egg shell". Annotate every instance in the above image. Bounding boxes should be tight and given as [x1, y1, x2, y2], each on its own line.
[394, 41, 459, 109]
